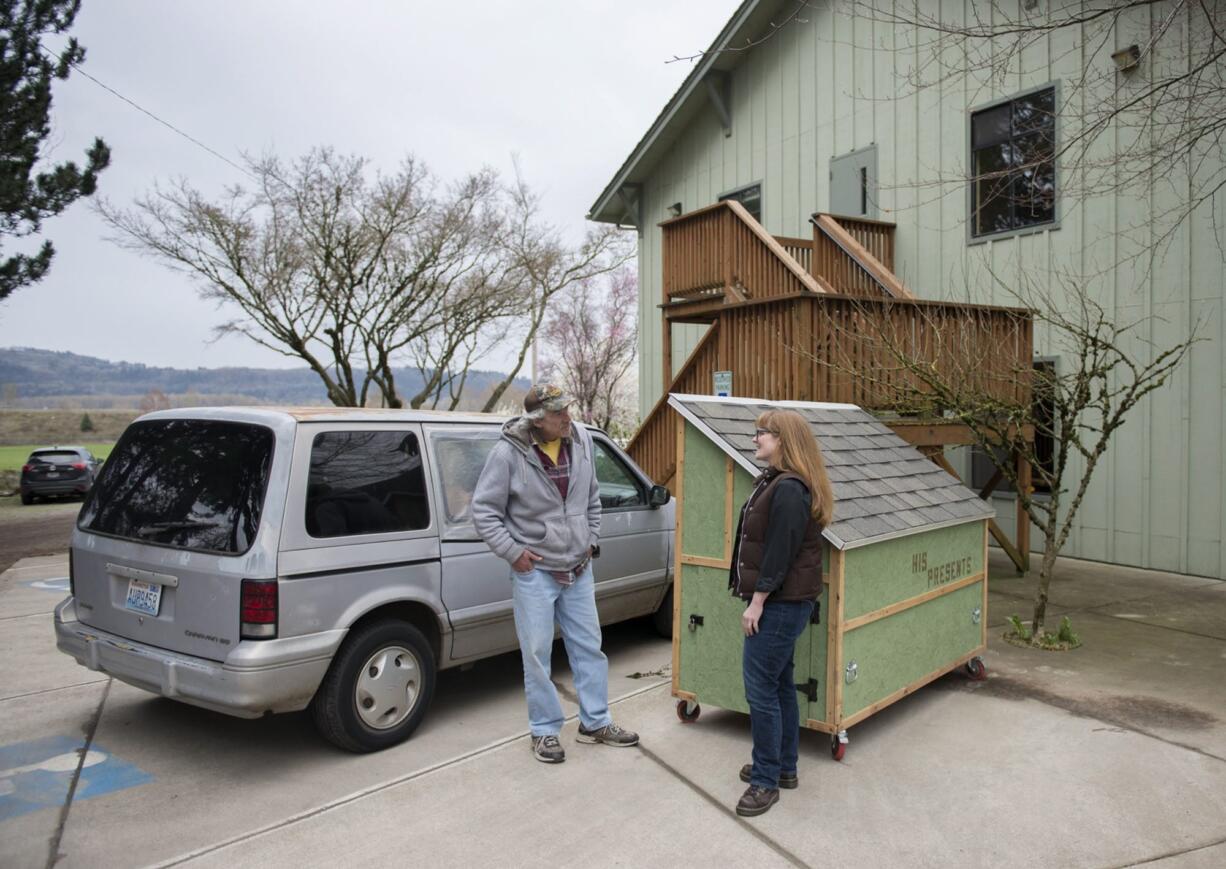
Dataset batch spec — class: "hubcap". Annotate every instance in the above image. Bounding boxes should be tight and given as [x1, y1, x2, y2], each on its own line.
[354, 644, 421, 730]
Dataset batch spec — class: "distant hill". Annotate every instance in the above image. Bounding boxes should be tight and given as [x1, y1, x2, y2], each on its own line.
[0, 347, 528, 409]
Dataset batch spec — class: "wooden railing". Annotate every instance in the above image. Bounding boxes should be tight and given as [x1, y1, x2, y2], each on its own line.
[662, 200, 823, 303]
[828, 214, 895, 271]
[628, 295, 1032, 487]
[811, 213, 912, 299]
[773, 235, 813, 276]
[625, 323, 721, 488]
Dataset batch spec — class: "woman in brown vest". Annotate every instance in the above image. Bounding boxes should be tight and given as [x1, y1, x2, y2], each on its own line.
[730, 408, 834, 817]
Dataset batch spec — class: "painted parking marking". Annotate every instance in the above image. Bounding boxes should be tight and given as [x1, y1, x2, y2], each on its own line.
[21, 577, 70, 594]
[0, 735, 152, 821]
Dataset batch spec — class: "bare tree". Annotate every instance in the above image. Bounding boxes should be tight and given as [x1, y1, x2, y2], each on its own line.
[98, 148, 507, 407]
[848, 0, 1226, 260]
[539, 268, 639, 433]
[480, 172, 634, 412]
[796, 280, 1199, 635]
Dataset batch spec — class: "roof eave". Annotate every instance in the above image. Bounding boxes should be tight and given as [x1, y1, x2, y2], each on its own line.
[587, 0, 773, 225]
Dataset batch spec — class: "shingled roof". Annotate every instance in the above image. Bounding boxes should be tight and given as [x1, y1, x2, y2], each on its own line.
[667, 394, 995, 550]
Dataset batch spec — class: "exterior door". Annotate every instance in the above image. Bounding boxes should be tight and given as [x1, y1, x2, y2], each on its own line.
[830, 145, 878, 218]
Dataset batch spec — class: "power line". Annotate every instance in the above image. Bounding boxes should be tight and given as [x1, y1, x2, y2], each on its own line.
[43, 45, 257, 181]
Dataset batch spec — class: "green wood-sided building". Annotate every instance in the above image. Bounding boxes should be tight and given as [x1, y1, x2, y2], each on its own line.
[669, 394, 993, 757]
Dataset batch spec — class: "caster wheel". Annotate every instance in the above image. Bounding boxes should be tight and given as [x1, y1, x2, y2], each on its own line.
[966, 657, 987, 681]
[831, 734, 847, 761]
[676, 700, 700, 723]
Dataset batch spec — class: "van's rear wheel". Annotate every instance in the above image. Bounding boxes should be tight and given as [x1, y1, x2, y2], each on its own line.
[312, 620, 436, 753]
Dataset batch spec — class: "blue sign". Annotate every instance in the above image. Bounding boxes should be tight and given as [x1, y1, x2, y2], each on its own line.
[0, 735, 152, 820]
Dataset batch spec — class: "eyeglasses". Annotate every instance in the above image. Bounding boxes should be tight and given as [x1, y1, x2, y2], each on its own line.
[752, 428, 776, 439]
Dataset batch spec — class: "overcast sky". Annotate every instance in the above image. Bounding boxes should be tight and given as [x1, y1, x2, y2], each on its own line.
[0, 1, 735, 371]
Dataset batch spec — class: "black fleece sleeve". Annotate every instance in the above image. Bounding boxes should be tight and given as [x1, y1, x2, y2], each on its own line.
[755, 479, 812, 594]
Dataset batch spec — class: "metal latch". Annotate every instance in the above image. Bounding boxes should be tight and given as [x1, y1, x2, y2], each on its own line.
[972, 606, 982, 625]
[688, 614, 704, 632]
[845, 660, 858, 684]
[794, 678, 819, 701]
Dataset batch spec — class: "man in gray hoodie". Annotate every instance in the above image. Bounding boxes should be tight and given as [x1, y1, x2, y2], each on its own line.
[472, 383, 639, 763]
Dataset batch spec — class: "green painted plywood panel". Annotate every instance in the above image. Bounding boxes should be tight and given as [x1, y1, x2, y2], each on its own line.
[841, 581, 985, 718]
[842, 521, 984, 621]
[675, 564, 822, 722]
[681, 423, 731, 559]
[804, 584, 829, 725]
[676, 564, 750, 713]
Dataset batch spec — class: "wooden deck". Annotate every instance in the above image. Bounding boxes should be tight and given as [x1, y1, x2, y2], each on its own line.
[629, 201, 1036, 569]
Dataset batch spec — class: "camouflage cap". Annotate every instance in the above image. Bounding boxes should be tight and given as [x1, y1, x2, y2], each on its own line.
[524, 383, 576, 414]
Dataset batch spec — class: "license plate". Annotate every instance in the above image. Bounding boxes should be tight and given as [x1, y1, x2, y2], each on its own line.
[125, 578, 162, 616]
[46, 472, 59, 479]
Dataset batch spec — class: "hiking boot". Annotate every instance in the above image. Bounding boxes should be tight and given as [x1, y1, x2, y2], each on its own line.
[740, 764, 798, 789]
[576, 722, 639, 747]
[736, 785, 780, 817]
[531, 734, 565, 763]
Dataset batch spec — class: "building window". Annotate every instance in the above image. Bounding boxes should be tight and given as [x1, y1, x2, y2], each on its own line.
[970, 87, 1056, 238]
[972, 360, 1055, 495]
[719, 183, 761, 223]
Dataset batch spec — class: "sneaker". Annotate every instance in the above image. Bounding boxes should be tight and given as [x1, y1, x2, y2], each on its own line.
[740, 764, 798, 789]
[576, 722, 639, 747]
[531, 734, 565, 763]
[736, 785, 780, 817]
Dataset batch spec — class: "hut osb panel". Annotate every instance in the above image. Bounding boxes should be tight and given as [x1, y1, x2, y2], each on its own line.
[841, 522, 985, 621]
[680, 426, 730, 560]
[840, 581, 985, 719]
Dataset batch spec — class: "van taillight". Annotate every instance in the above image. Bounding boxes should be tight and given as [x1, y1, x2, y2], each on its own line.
[240, 579, 278, 639]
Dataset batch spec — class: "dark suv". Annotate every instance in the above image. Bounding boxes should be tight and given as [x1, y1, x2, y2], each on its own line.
[20, 446, 102, 504]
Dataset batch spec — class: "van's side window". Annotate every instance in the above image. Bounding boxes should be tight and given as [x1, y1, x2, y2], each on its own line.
[592, 440, 646, 509]
[306, 431, 430, 537]
[430, 432, 498, 524]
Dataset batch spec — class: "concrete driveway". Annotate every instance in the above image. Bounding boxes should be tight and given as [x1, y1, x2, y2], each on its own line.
[1, 551, 1224, 868]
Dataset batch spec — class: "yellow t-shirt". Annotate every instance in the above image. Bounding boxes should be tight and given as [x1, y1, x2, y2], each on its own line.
[538, 438, 562, 465]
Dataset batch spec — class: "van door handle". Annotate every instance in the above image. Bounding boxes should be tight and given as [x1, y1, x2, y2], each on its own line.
[106, 563, 179, 588]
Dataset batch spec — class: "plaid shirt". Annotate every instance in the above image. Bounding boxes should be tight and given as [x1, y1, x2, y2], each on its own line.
[532, 439, 570, 501]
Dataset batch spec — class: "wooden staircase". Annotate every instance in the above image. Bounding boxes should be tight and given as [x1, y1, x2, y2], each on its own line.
[627, 200, 1036, 570]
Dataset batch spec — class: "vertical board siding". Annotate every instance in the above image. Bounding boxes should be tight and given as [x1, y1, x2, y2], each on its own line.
[631, 0, 1222, 577]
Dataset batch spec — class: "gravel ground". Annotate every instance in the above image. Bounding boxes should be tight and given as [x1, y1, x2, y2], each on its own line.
[0, 498, 79, 576]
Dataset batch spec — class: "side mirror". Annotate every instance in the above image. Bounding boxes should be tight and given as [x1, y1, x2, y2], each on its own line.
[648, 484, 671, 508]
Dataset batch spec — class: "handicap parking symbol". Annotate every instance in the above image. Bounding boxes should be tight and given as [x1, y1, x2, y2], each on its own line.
[0, 735, 152, 820]
[22, 577, 70, 594]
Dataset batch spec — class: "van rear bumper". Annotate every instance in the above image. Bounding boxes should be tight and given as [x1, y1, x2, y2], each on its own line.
[54, 598, 345, 719]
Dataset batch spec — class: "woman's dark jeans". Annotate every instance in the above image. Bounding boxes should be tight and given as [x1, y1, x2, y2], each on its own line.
[742, 599, 815, 789]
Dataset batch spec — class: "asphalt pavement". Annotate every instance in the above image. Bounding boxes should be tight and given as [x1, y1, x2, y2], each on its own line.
[1, 550, 1224, 868]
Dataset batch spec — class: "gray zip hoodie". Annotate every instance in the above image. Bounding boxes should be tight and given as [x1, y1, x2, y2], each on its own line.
[471, 416, 601, 571]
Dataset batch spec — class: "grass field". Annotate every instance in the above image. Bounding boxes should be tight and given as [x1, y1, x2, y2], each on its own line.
[0, 443, 115, 472]
[0, 409, 137, 446]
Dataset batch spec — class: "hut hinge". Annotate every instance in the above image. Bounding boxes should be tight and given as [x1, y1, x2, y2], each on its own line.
[810, 601, 821, 624]
[688, 614, 704, 632]
[794, 678, 820, 702]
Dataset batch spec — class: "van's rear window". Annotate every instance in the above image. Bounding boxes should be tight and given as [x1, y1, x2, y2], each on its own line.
[79, 420, 274, 554]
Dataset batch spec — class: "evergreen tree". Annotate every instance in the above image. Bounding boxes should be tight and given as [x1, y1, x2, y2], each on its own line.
[1, 0, 110, 300]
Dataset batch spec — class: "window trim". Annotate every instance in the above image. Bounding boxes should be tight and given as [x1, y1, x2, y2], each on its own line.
[966, 81, 1061, 245]
[718, 181, 763, 224]
[590, 433, 653, 512]
[283, 422, 436, 550]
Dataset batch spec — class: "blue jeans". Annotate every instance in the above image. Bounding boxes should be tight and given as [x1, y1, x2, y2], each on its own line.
[742, 599, 815, 789]
[511, 565, 612, 736]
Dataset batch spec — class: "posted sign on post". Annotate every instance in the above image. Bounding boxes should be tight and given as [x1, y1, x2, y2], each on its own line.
[713, 370, 732, 397]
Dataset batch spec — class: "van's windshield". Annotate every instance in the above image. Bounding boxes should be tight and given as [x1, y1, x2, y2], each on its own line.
[79, 420, 274, 554]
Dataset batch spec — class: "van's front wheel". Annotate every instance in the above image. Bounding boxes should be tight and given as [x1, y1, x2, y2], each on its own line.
[312, 620, 436, 752]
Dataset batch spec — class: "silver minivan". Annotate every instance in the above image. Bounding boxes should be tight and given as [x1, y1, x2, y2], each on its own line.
[55, 407, 674, 751]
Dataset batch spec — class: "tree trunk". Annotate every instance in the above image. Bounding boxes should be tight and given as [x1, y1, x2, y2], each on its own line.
[1030, 544, 1060, 636]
